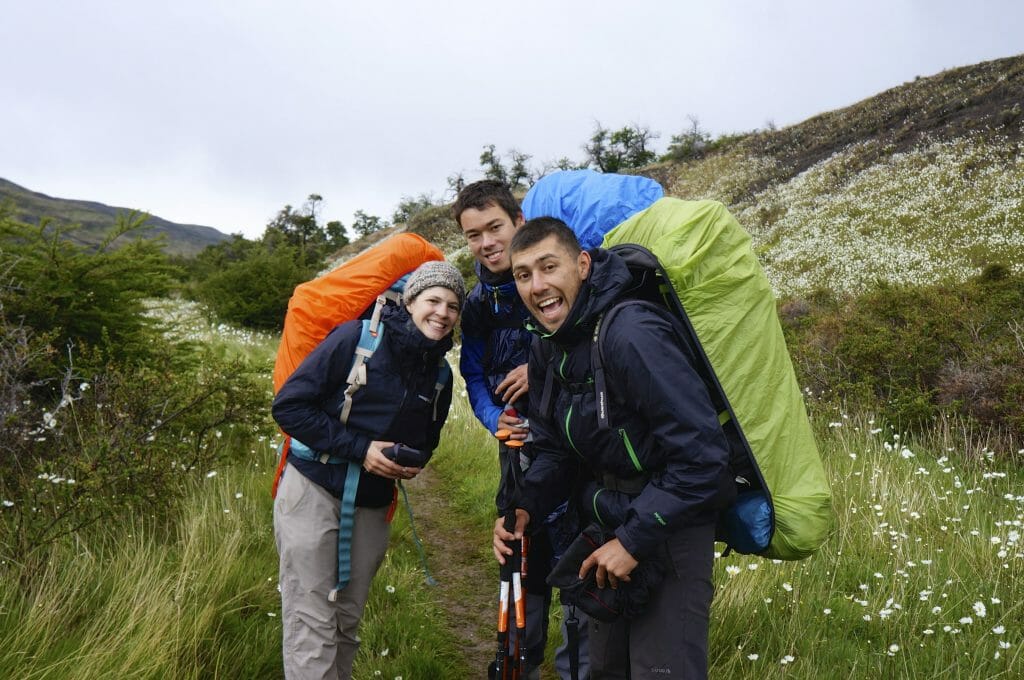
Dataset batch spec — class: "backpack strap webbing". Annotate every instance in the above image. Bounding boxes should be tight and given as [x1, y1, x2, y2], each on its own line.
[433, 359, 451, 422]
[592, 298, 728, 431]
[330, 318, 384, 600]
[537, 341, 557, 418]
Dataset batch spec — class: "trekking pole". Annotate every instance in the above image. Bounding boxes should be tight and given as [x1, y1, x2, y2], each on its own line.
[506, 439, 529, 677]
[565, 605, 581, 680]
[490, 510, 517, 680]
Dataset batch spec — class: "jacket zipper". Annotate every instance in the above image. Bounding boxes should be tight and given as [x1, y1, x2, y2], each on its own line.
[618, 428, 643, 473]
[564, 405, 582, 457]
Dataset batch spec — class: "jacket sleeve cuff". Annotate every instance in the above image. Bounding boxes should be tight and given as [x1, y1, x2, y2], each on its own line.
[614, 525, 643, 560]
[344, 433, 372, 462]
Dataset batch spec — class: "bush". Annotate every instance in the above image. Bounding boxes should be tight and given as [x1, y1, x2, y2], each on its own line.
[0, 337, 271, 564]
[0, 212, 274, 565]
[781, 269, 1024, 447]
[0, 211, 177, 373]
[195, 245, 313, 330]
[407, 204, 464, 253]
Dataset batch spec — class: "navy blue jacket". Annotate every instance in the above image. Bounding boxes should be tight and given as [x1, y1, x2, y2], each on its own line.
[459, 262, 533, 433]
[272, 305, 453, 507]
[519, 248, 733, 559]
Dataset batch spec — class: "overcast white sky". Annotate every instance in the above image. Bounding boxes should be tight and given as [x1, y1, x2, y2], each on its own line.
[2, 1, 1021, 240]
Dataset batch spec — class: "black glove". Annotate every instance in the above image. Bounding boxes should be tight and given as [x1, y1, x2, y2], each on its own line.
[546, 523, 665, 622]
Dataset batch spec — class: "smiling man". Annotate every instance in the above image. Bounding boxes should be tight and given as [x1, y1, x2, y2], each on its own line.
[496, 216, 734, 680]
[454, 181, 589, 680]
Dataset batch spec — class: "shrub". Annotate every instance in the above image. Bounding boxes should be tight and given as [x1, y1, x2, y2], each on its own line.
[195, 245, 313, 330]
[407, 204, 464, 253]
[1, 212, 274, 565]
[781, 269, 1024, 448]
[0, 341, 271, 565]
[0, 211, 177, 373]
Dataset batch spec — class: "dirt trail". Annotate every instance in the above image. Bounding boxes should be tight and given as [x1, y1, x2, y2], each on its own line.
[405, 466, 497, 676]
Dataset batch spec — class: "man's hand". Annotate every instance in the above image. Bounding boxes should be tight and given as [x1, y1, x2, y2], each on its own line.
[492, 509, 530, 564]
[495, 364, 530, 440]
[363, 441, 420, 480]
[495, 364, 529, 410]
[496, 410, 530, 441]
[579, 538, 638, 589]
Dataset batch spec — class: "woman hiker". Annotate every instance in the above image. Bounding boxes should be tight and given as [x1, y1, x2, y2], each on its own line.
[272, 260, 466, 680]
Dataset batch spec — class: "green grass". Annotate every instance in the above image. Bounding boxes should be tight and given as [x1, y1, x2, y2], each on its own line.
[707, 410, 1023, 678]
[3, 306, 1023, 678]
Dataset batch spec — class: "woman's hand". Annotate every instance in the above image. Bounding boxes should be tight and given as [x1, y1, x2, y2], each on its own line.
[364, 441, 420, 480]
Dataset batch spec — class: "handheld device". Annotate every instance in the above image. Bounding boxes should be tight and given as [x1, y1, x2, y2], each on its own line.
[384, 443, 430, 467]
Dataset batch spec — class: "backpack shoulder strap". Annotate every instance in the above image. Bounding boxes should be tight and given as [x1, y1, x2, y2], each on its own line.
[591, 299, 661, 430]
[339, 316, 385, 424]
[537, 339, 557, 418]
[432, 358, 452, 422]
[593, 297, 734, 432]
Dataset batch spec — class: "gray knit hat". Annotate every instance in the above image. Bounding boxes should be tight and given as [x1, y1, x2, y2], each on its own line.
[402, 260, 466, 309]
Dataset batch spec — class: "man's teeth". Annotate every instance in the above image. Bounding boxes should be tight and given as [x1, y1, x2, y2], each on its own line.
[538, 298, 558, 309]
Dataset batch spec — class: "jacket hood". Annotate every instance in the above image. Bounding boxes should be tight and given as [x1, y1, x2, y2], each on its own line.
[383, 304, 454, 365]
[540, 247, 634, 347]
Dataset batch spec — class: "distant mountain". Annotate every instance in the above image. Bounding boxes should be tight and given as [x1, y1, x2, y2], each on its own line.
[0, 178, 232, 257]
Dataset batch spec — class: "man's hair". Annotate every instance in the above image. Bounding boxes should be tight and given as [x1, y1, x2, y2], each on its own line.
[452, 180, 520, 227]
[509, 217, 582, 257]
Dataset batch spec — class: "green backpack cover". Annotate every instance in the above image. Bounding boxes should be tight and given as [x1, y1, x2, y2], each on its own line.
[602, 197, 832, 560]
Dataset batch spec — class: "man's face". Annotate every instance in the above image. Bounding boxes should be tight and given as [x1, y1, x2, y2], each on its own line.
[511, 235, 591, 333]
[459, 202, 524, 274]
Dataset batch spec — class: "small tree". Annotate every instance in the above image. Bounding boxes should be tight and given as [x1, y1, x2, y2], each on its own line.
[392, 193, 438, 225]
[351, 210, 388, 238]
[196, 245, 311, 329]
[663, 115, 712, 162]
[507, 149, 533, 189]
[584, 122, 659, 172]
[479, 144, 509, 185]
[446, 171, 466, 199]
[0, 210, 176, 372]
[325, 220, 349, 249]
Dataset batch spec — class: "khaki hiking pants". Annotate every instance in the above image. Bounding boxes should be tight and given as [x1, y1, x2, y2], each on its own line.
[274, 463, 391, 680]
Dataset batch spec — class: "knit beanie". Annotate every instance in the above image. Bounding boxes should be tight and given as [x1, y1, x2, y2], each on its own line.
[402, 260, 467, 309]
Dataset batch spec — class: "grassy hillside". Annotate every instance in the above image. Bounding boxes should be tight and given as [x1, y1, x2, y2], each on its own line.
[0, 177, 231, 257]
[402, 54, 1024, 298]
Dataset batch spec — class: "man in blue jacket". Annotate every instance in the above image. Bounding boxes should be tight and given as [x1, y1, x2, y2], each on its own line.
[455, 180, 589, 680]
[495, 217, 734, 679]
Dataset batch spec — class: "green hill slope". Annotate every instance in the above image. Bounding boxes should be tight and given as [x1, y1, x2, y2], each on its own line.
[0, 178, 231, 257]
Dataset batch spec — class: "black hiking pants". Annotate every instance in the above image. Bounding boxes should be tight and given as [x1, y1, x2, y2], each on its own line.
[588, 522, 716, 680]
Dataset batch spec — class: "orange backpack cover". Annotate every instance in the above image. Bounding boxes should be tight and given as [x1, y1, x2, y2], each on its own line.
[272, 232, 445, 394]
[270, 233, 444, 497]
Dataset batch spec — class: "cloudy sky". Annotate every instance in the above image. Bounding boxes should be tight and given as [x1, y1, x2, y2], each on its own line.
[2, 1, 1021, 240]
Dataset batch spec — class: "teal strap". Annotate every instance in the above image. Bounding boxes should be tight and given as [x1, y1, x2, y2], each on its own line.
[397, 480, 437, 586]
[329, 460, 363, 599]
[328, 319, 383, 601]
[288, 438, 345, 464]
[432, 359, 451, 421]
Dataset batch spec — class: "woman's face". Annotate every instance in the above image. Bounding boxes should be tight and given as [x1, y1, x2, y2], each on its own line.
[406, 286, 460, 341]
